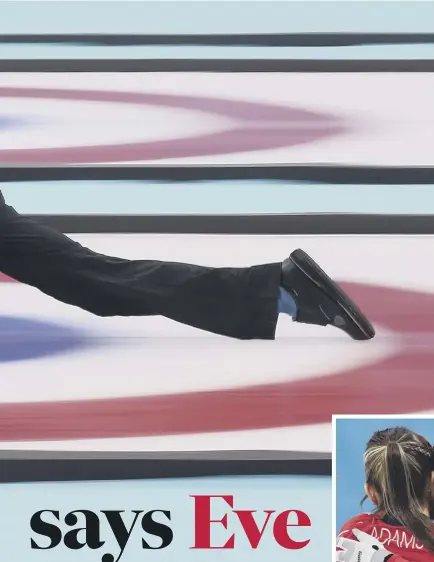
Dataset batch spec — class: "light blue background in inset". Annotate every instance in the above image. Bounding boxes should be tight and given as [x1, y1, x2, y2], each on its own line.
[1, 181, 432, 216]
[0, 474, 330, 562]
[335, 418, 434, 532]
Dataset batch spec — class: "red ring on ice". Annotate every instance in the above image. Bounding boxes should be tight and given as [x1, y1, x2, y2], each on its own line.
[0, 87, 347, 164]
[0, 282, 433, 442]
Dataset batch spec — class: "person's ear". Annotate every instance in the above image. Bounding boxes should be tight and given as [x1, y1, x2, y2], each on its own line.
[365, 483, 378, 505]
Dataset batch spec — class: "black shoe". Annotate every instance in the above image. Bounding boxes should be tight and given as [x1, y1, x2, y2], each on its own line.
[281, 249, 375, 341]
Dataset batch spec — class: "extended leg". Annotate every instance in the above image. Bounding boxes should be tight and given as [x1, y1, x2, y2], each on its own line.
[0, 204, 281, 339]
[0, 201, 375, 341]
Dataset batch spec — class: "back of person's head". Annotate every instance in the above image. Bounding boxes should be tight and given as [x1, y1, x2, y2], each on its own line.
[363, 426, 434, 552]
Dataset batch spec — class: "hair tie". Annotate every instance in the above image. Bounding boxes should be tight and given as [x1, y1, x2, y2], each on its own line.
[411, 445, 434, 469]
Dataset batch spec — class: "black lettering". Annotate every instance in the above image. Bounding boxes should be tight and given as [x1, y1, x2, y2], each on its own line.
[30, 510, 62, 550]
[63, 510, 104, 550]
[141, 510, 173, 549]
[101, 510, 143, 562]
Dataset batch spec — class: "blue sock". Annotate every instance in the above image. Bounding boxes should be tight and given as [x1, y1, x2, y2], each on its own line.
[277, 287, 298, 317]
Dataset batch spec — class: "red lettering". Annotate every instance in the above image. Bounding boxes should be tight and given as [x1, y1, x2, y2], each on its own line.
[233, 510, 275, 548]
[273, 510, 311, 549]
[191, 495, 235, 549]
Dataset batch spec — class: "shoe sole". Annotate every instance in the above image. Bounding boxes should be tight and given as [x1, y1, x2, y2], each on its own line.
[290, 249, 375, 340]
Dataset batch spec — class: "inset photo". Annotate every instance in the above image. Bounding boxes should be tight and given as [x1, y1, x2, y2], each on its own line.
[334, 416, 434, 562]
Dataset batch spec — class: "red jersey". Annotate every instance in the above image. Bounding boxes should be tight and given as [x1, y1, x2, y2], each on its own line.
[338, 513, 434, 562]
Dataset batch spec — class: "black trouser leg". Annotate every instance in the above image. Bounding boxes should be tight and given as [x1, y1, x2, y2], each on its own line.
[0, 204, 281, 339]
